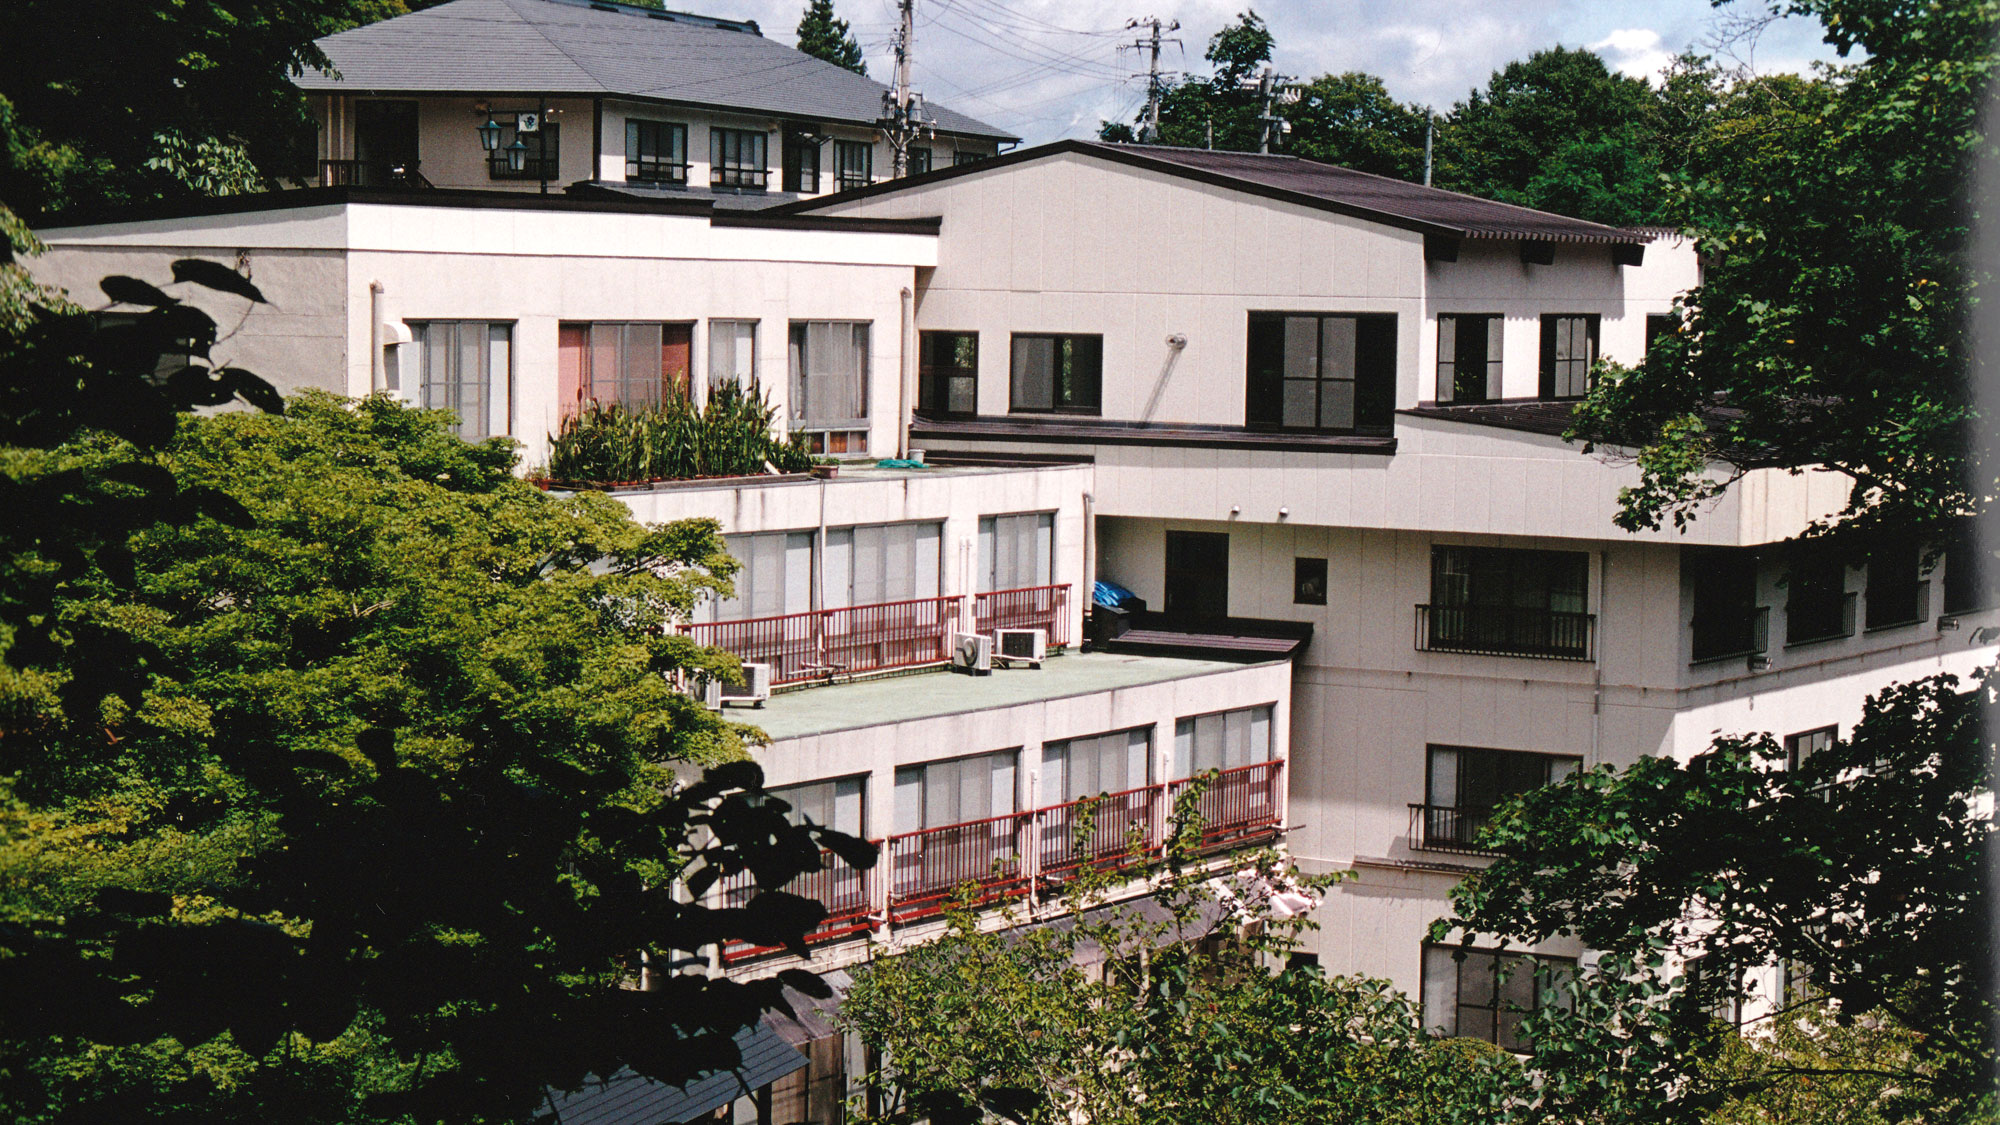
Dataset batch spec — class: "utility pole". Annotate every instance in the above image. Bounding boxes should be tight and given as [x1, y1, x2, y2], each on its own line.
[1242, 66, 1296, 154]
[1423, 110, 1434, 186]
[880, 0, 926, 178]
[1120, 16, 1180, 143]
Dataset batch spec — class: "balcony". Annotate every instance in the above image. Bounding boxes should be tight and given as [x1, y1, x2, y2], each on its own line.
[679, 584, 1071, 686]
[1414, 604, 1596, 661]
[718, 759, 1285, 962]
[1690, 605, 1770, 665]
[1785, 591, 1858, 647]
[320, 158, 433, 188]
[1865, 579, 1930, 632]
[1407, 802, 1503, 856]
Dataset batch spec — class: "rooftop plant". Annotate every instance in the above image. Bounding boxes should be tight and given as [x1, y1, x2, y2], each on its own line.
[541, 381, 816, 486]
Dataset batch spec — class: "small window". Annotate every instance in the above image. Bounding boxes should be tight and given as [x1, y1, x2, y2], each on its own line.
[953, 150, 988, 166]
[412, 320, 512, 439]
[625, 119, 688, 185]
[1645, 313, 1678, 354]
[977, 512, 1054, 593]
[1864, 543, 1927, 630]
[1785, 725, 1836, 771]
[907, 146, 932, 175]
[707, 530, 814, 620]
[834, 139, 873, 191]
[1422, 944, 1576, 1050]
[1436, 314, 1503, 403]
[918, 330, 978, 417]
[557, 322, 693, 415]
[489, 121, 560, 181]
[1688, 547, 1766, 663]
[1010, 333, 1102, 414]
[707, 320, 756, 397]
[1246, 312, 1397, 432]
[1172, 704, 1274, 778]
[782, 129, 820, 194]
[1538, 314, 1599, 399]
[1293, 557, 1327, 605]
[711, 127, 769, 188]
[1784, 554, 1854, 646]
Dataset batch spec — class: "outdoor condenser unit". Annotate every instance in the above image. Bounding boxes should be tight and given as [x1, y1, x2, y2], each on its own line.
[707, 662, 773, 707]
[992, 627, 1048, 668]
[950, 632, 993, 675]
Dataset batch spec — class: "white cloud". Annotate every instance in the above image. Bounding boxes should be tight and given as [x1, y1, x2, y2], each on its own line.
[1590, 27, 1673, 84]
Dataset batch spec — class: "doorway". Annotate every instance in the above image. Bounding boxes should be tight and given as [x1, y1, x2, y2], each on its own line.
[1164, 530, 1229, 619]
[354, 100, 420, 186]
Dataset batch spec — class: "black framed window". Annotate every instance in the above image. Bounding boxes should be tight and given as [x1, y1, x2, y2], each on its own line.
[1419, 744, 1579, 852]
[1246, 312, 1396, 433]
[1538, 314, 1598, 399]
[954, 150, 989, 166]
[711, 127, 769, 188]
[1785, 725, 1836, 771]
[834, 139, 872, 191]
[782, 127, 820, 193]
[907, 146, 932, 175]
[625, 119, 687, 185]
[489, 121, 559, 181]
[1784, 554, 1854, 646]
[1010, 333, 1101, 414]
[918, 330, 978, 417]
[1293, 557, 1327, 605]
[1864, 543, 1927, 629]
[1436, 313, 1502, 403]
[1422, 944, 1575, 1050]
[1423, 546, 1591, 659]
[1688, 547, 1766, 663]
[1943, 535, 1997, 614]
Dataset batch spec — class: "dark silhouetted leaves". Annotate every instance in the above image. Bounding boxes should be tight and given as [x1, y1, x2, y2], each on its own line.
[99, 275, 179, 307]
[170, 258, 266, 304]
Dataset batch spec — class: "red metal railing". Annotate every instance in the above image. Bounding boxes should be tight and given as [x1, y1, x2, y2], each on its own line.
[1168, 759, 1286, 851]
[680, 593, 960, 685]
[1034, 783, 1163, 885]
[718, 846, 881, 963]
[974, 584, 1072, 646]
[883, 812, 1030, 924]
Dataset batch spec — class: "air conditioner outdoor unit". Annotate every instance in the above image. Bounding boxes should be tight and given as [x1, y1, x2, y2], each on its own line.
[992, 627, 1047, 668]
[713, 662, 773, 707]
[950, 632, 993, 675]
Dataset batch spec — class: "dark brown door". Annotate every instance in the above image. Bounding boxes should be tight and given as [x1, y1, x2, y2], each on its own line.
[354, 100, 419, 185]
[1164, 531, 1229, 619]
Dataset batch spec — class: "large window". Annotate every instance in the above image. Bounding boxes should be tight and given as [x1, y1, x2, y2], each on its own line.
[711, 530, 814, 620]
[789, 321, 871, 453]
[707, 320, 756, 397]
[770, 775, 865, 838]
[710, 127, 768, 188]
[1172, 705, 1273, 779]
[1688, 547, 1766, 663]
[1010, 333, 1102, 414]
[412, 321, 511, 440]
[895, 750, 1017, 832]
[1538, 314, 1598, 399]
[1420, 745, 1579, 851]
[556, 322, 692, 415]
[488, 121, 559, 181]
[1435, 313, 1503, 404]
[1784, 554, 1854, 646]
[825, 521, 942, 608]
[1424, 546, 1591, 659]
[833, 139, 872, 191]
[1040, 728, 1151, 805]
[782, 129, 819, 194]
[625, 119, 688, 185]
[1246, 312, 1396, 432]
[918, 330, 978, 417]
[1422, 944, 1576, 1050]
[977, 512, 1053, 592]
[1864, 543, 1927, 629]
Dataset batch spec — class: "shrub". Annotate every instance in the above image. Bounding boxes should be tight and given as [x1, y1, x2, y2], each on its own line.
[542, 382, 815, 485]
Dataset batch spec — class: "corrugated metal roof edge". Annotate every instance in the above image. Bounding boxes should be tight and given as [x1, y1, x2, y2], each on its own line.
[776, 139, 1654, 246]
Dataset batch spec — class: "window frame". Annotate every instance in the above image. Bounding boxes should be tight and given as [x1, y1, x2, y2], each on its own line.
[410, 319, 514, 440]
[1171, 703, 1276, 780]
[1008, 332, 1103, 415]
[977, 511, 1055, 594]
[710, 127, 769, 189]
[907, 145, 932, 175]
[1863, 543, 1928, 630]
[1687, 547, 1767, 664]
[833, 138, 873, 191]
[707, 319, 757, 399]
[1435, 313, 1503, 404]
[1420, 744, 1580, 852]
[1245, 311, 1397, 433]
[624, 118, 689, 185]
[1538, 313, 1599, 400]
[1293, 557, 1327, 605]
[1783, 554, 1856, 647]
[558, 321, 694, 415]
[1424, 545, 1592, 660]
[488, 120, 560, 181]
[918, 330, 979, 418]
[1421, 943, 1577, 1051]
[789, 320, 872, 455]
[782, 128, 820, 194]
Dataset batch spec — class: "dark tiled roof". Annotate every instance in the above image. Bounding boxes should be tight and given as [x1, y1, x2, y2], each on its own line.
[295, 0, 1014, 142]
[1400, 401, 1585, 438]
[540, 1022, 808, 1125]
[786, 140, 1652, 246]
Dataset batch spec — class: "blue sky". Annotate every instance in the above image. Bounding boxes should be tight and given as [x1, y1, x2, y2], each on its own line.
[728, 0, 1852, 143]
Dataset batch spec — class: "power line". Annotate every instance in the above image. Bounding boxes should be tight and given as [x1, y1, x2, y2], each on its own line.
[1118, 16, 1180, 142]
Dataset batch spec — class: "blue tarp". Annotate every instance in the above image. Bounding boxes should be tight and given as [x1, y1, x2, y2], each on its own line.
[1094, 580, 1140, 609]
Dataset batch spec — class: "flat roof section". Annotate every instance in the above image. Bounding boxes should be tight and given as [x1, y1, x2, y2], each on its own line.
[739, 651, 1271, 742]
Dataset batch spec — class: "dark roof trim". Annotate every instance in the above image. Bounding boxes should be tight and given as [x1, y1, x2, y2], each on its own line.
[777, 140, 1651, 247]
[35, 185, 939, 237]
[911, 415, 1398, 455]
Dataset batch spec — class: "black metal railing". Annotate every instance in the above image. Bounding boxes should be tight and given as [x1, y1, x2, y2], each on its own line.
[1408, 803, 1504, 856]
[1785, 591, 1858, 647]
[321, 159, 433, 188]
[1415, 604, 1595, 661]
[1864, 580, 1930, 631]
[1691, 605, 1770, 665]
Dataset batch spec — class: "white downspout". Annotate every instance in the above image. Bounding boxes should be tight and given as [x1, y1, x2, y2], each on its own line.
[1081, 491, 1096, 642]
[368, 281, 385, 395]
[898, 285, 915, 458]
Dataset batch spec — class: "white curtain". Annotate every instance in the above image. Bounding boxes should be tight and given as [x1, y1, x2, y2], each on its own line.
[798, 322, 867, 424]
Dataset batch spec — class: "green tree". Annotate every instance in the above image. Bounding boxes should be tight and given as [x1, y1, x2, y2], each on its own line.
[796, 0, 866, 76]
[1571, 0, 1998, 537]
[1435, 671, 1995, 1123]
[1101, 11, 1272, 151]
[1285, 72, 1430, 181]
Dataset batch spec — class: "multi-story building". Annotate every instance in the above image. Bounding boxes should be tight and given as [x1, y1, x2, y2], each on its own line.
[28, 135, 1998, 1120]
[293, 0, 1015, 203]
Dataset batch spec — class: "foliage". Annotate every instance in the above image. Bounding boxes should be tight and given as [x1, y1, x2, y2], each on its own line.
[541, 381, 816, 486]
[1436, 671, 1996, 1123]
[1101, 11, 1274, 153]
[1570, 0, 1999, 536]
[795, 0, 866, 76]
[1704, 1003, 1943, 1125]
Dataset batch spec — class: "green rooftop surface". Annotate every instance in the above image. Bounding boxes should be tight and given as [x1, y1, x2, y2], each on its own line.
[736, 651, 1268, 742]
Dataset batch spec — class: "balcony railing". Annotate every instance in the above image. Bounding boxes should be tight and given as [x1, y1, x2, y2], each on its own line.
[1691, 605, 1771, 665]
[320, 158, 433, 188]
[717, 759, 1286, 959]
[1408, 803, 1504, 856]
[679, 585, 1070, 685]
[1865, 580, 1930, 631]
[1785, 591, 1858, 647]
[1415, 604, 1596, 661]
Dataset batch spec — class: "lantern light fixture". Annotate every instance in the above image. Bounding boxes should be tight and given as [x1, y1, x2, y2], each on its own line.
[477, 115, 503, 152]
[505, 137, 528, 173]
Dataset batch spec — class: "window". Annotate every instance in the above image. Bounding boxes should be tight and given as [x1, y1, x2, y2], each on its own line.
[1422, 944, 1576, 1050]
[1436, 314, 1503, 403]
[895, 750, 1017, 832]
[918, 330, 978, 417]
[1424, 546, 1591, 659]
[977, 513, 1053, 593]
[1688, 547, 1766, 663]
[1943, 536, 1997, 614]
[1686, 955, 1746, 1028]
[1420, 745, 1580, 851]
[1785, 725, 1836, 771]
[1039, 728, 1151, 805]
[412, 321, 511, 440]
[625, 119, 688, 185]
[782, 129, 819, 194]
[833, 139, 872, 191]
[907, 146, 932, 175]
[1246, 312, 1396, 432]
[1294, 557, 1328, 605]
[769, 775, 865, 838]
[709, 530, 813, 620]
[953, 150, 988, 166]
[824, 521, 942, 607]
[1864, 543, 1927, 629]
[1172, 705, 1273, 778]
[789, 321, 870, 453]
[1784, 554, 1854, 646]
[710, 127, 768, 188]
[1010, 333, 1102, 414]
[1165, 530, 1228, 618]
[707, 320, 756, 397]
[489, 121, 559, 181]
[1538, 314, 1599, 399]
[556, 322, 692, 415]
